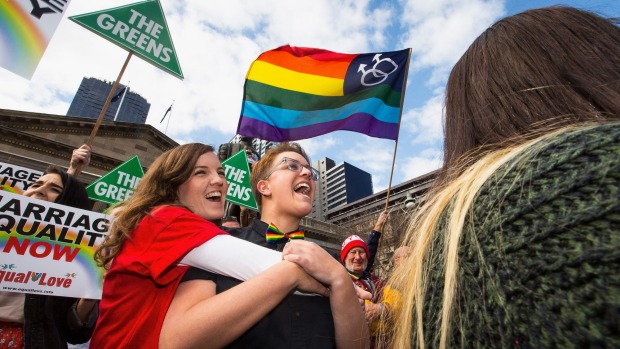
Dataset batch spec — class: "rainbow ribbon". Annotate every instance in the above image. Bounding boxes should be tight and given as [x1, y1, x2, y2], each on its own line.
[266, 223, 304, 243]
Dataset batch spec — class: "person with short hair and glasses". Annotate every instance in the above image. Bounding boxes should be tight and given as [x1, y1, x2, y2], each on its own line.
[177, 142, 369, 348]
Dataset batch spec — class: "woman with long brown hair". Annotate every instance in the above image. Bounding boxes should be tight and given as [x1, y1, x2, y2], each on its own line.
[91, 143, 366, 348]
[385, 7, 620, 348]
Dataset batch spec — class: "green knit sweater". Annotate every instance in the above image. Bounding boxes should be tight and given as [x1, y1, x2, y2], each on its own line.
[421, 122, 620, 348]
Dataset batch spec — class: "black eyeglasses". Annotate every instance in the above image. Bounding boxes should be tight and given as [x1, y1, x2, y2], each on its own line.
[264, 157, 319, 181]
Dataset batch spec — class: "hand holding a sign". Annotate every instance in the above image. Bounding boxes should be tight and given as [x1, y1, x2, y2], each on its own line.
[67, 144, 92, 176]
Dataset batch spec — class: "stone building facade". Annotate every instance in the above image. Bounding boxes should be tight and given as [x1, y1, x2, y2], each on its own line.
[0, 108, 177, 204]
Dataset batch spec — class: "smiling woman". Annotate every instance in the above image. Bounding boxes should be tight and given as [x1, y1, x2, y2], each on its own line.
[176, 152, 227, 221]
[90, 143, 347, 349]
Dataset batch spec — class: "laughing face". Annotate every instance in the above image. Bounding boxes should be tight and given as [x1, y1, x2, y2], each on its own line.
[177, 152, 228, 221]
[260, 151, 316, 218]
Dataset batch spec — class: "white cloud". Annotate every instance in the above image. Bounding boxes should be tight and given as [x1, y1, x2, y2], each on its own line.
[400, 148, 442, 180]
[401, 89, 445, 146]
[298, 136, 338, 161]
[400, 0, 505, 77]
[343, 137, 393, 174]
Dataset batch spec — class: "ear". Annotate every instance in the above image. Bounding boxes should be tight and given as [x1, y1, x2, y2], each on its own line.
[257, 179, 271, 197]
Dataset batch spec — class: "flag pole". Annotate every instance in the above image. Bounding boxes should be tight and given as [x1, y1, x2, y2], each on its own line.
[86, 51, 133, 146]
[113, 81, 130, 121]
[384, 48, 412, 211]
[164, 100, 174, 134]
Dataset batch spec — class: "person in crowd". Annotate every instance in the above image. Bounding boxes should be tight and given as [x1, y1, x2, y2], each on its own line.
[390, 246, 409, 269]
[340, 235, 386, 348]
[220, 215, 241, 228]
[91, 143, 367, 348]
[178, 142, 370, 348]
[0, 164, 98, 349]
[385, 6, 620, 349]
[341, 236, 383, 302]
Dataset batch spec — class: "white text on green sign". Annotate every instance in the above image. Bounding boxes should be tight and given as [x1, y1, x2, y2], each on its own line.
[69, 0, 183, 79]
[85, 155, 145, 204]
[222, 150, 258, 211]
[92, 170, 142, 203]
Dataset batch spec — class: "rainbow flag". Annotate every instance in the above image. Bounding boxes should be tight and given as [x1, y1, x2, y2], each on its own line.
[0, 0, 72, 79]
[237, 45, 410, 142]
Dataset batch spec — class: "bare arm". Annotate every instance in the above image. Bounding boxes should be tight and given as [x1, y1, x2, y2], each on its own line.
[283, 240, 370, 349]
[160, 261, 328, 349]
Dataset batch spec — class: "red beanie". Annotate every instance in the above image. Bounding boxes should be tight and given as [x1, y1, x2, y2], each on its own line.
[340, 235, 369, 263]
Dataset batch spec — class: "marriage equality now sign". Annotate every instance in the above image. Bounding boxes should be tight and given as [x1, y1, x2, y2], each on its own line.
[0, 162, 44, 195]
[0, 191, 111, 299]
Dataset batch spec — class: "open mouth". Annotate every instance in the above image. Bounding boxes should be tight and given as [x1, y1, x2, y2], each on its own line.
[205, 191, 222, 202]
[294, 182, 310, 196]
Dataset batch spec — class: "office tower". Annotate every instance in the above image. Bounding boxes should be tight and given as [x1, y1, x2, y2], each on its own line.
[67, 77, 150, 124]
[310, 157, 373, 220]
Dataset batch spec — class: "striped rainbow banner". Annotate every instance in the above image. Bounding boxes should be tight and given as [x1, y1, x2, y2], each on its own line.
[237, 45, 410, 142]
[0, 0, 72, 79]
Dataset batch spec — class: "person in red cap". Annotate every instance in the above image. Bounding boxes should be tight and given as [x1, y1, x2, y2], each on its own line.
[341, 234, 386, 348]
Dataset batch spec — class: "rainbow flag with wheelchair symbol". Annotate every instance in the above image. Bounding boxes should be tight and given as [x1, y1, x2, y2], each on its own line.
[237, 45, 411, 142]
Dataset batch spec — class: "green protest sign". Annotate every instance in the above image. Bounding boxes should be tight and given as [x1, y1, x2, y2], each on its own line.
[86, 155, 144, 204]
[222, 150, 258, 211]
[69, 0, 183, 79]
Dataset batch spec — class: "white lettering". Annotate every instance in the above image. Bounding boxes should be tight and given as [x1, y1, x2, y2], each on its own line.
[94, 182, 108, 196]
[96, 14, 115, 30]
[136, 33, 149, 50]
[136, 14, 155, 34]
[92, 12, 173, 63]
[126, 28, 140, 45]
[151, 23, 163, 39]
[112, 21, 130, 39]
[160, 47, 172, 63]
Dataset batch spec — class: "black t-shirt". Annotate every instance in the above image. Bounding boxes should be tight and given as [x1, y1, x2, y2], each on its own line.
[181, 218, 336, 349]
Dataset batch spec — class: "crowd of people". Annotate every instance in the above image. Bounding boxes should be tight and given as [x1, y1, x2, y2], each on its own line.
[1, 5, 618, 348]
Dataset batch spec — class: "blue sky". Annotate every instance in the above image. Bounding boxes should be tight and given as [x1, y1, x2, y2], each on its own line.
[1, 0, 618, 192]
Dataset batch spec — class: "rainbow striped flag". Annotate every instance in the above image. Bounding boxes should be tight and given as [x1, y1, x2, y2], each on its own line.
[237, 45, 410, 142]
[0, 0, 73, 79]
